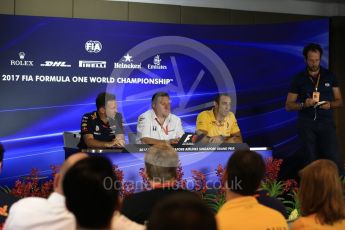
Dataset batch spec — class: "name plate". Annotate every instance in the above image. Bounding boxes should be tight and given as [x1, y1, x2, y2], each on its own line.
[84, 143, 250, 154]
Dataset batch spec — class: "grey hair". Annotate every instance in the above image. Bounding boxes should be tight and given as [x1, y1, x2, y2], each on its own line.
[144, 144, 178, 182]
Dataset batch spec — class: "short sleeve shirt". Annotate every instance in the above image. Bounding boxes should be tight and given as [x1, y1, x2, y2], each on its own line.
[216, 197, 288, 230]
[289, 67, 339, 121]
[196, 109, 240, 137]
[78, 111, 124, 149]
[136, 109, 184, 143]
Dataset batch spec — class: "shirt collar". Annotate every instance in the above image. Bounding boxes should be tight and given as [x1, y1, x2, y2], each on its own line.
[304, 66, 325, 77]
[48, 192, 67, 207]
[95, 110, 110, 126]
[211, 108, 228, 123]
[221, 196, 258, 210]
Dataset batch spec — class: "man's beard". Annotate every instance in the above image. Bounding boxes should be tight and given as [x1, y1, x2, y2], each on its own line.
[308, 65, 320, 73]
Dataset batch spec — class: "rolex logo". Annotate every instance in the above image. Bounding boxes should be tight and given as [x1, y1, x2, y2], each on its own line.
[10, 52, 34, 66]
[19, 52, 25, 60]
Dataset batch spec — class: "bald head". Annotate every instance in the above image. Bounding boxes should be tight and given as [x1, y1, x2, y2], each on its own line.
[145, 144, 178, 183]
[55, 152, 88, 194]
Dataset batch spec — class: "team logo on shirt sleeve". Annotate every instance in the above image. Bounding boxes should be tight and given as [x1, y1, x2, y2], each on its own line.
[137, 116, 146, 129]
[91, 112, 97, 119]
[82, 116, 88, 123]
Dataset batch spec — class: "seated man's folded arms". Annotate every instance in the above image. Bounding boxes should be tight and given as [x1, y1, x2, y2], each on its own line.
[196, 93, 242, 144]
[78, 92, 125, 149]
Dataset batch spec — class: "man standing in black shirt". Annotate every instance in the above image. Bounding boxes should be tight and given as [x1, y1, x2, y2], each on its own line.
[78, 92, 125, 149]
[285, 43, 343, 173]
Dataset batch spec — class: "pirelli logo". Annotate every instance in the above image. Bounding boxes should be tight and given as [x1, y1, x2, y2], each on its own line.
[79, 60, 106, 68]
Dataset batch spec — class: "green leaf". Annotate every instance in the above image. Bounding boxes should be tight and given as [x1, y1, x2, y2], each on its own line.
[203, 193, 226, 213]
[260, 180, 284, 197]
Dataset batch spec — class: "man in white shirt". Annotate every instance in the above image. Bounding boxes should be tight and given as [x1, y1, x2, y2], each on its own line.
[136, 92, 184, 145]
[111, 211, 145, 230]
[4, 153, 88, 230]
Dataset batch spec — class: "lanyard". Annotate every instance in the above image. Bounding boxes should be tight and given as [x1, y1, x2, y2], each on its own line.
[155, 118, 169, 135]
[309, 73, 320, 92]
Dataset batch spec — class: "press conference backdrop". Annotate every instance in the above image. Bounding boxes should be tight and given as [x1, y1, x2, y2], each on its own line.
[0, 14, 329, 184]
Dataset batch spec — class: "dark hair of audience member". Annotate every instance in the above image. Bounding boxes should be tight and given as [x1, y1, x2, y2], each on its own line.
[226, 150, 265, 195]
[96, 92, 116, 111]
[299, 159, 345, 225]
[63, 156, 119, 229]
[147, 192, 217, 230]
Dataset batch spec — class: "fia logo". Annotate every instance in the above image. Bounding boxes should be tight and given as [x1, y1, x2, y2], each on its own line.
[85, 40, 102, 53]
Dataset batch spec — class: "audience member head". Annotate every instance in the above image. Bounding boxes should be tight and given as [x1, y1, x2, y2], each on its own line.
[299, 159, 345, 225]
[63, 156, 119, 229]
[0, 143, 4, 172]
[151, 92, 170, 118]
[225, 150, 265, 196]
[147, 192, 217, 230]
[145, 144, 178, 184]
[96, 92, 117, 119]
[54, 152, 88, 194]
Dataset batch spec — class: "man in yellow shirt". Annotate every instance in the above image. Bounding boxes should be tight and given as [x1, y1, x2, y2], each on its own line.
[217, 150, 288, 230]
[196, 93, 242, 143]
